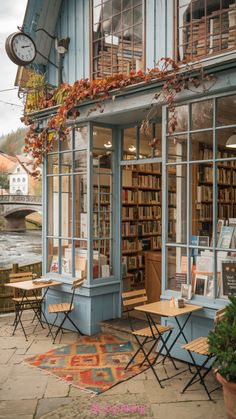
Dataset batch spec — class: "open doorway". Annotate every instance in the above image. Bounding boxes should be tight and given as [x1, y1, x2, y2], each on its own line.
[121, 161, 162, 302]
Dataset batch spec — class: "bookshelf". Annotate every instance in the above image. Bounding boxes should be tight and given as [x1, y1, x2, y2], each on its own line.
[195, 146, 236, 237]
[122, 163, 162, 290]
[179, 2, 236, 61]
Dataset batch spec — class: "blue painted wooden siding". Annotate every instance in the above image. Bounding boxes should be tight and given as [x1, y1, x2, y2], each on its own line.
[146, 0, 174, 68]
[46, 0, 174, 85]
[47, 0, 90, 86]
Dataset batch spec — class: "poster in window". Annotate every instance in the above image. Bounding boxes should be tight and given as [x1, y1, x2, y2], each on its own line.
[221, 260, 236, 297]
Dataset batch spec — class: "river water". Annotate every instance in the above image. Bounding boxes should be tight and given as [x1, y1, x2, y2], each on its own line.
[0, 231, 42, 269]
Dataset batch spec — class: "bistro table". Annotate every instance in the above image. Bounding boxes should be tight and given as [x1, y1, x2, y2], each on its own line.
[5, 279, 61, 340]
[135, 300, 203, 381]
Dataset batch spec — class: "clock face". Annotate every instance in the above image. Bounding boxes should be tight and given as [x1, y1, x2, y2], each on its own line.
[5, 32, 36, 66]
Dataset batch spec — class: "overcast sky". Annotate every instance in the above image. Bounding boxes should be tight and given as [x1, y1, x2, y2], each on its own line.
[0, 0, 28, 136]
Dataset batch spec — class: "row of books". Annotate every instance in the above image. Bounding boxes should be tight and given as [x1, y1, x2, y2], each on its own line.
[137, 174, 161, 189]
[199, 147, 236, 162]
[198, 167, 233, 184]
[183, 5, 236, 58]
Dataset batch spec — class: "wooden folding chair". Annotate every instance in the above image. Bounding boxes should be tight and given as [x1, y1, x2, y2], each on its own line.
[48, 278, 84, 343]
[122, 289, 175, 388]
[9, 271, 42, 326]
[181, 307, 226, 400]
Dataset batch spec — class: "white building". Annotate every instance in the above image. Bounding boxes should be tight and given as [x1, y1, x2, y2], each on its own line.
[9, 160, 29, 195]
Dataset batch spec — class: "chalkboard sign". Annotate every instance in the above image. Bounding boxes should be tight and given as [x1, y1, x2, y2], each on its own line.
[221, 260, 236, 296]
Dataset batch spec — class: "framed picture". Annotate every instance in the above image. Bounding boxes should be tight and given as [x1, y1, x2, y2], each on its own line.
[217, 226, 234, 249]
[194, 274, 208, 296]
[181, 283, 192, 300]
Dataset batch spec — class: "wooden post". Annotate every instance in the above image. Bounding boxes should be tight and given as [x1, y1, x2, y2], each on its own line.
[12, 264, 18, 273]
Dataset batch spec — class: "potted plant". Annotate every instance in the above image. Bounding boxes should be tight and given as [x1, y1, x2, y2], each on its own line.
[208, 296, 236, 419]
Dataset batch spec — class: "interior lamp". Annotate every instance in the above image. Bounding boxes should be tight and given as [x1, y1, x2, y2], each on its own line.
[104, 140, 112, 148]
[128, 145, 136, 152]
[226, 133, 236, 148]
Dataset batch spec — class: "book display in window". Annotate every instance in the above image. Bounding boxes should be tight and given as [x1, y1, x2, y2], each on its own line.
[196, 147, 236, 239]
[178, 1, 236, 62]
[122, 163, 162, 290]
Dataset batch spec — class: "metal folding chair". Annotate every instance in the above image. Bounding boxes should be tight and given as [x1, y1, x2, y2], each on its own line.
[122, 289, 176, 388]
[181, 307, 226, 400]
[48, 278, 84, 343]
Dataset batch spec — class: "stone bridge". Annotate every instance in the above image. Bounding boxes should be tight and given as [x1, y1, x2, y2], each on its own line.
[0, 195, 42, 230]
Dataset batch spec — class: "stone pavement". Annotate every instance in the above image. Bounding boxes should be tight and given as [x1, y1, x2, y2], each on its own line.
[0, 312, 227, 419]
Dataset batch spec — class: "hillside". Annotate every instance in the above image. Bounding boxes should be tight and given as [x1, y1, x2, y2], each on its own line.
[0, 127, 27, 155]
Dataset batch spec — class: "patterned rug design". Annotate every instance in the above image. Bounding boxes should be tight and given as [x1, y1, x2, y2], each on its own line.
[25, 335, 147, 394]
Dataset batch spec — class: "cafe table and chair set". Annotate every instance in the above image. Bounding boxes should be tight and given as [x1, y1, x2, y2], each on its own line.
[5, 276, 223, 400]
[122, 289, 224, 400]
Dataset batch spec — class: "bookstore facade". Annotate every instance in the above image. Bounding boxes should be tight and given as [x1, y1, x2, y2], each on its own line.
[42, 68, 236, 357]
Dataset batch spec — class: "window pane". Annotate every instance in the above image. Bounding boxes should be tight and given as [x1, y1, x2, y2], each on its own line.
[74, 126, 87, 150]
[61, 175, 72, 238]
[74, 241, 88, 279]
[123, 127, 137, 159]
[93, 240, 111, 278]
[217, 161, 236, 245]
[61, 239, 72, 275]
[47, 176, 58, 236]
[47, 238, 59, 273]
[217, 95, 236, 126]
[193, 162, 213, 240]
[48, 154, 59, 174]
[61, 152, 72, 173]
[168, 165, 187, 244]
[74, 174, 87, 238]
[168, 105, 188, 133]
[168, 134, 187, 162]
[191, 100, 213, 130]
[166, 246, 188, 292]
[190, 131, 213, 161]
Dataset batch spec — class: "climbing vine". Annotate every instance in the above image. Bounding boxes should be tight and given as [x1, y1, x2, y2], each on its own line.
[22, 57, 215, 171]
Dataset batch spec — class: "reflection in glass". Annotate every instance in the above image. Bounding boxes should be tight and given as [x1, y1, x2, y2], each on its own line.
[168, 165, 187, 244]
[47, 176, 58, 237]
[167, 246, 187, 292]
[48, 238, 59, 273]
[191, 100, 213, 130]
[217, 95, 236, 126]
[123, 127, 137, 160]
[169, 105, 188, 133]
[61, 175, 72, 238]
[168, 135, 187, 162]
[190, 131, 213, 161]
[92, 0, 143, 78]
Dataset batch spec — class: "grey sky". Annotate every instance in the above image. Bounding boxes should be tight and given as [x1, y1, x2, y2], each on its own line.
[0, 0, 27, 136]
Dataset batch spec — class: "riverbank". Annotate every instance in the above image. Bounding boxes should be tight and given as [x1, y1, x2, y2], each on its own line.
[0, 230, 42, 269]
[0, 214, 42, 232]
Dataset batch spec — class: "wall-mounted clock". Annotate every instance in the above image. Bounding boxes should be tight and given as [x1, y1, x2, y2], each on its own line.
[5, 32, 36, 66]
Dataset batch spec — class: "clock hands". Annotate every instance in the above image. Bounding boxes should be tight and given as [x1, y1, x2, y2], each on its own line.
[21, 45, 31, 48]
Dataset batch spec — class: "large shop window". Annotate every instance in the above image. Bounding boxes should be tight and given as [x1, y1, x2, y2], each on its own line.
[47, 127, 88, 279]
[92, 0, 144, 79]
[165, 95, 236, 300]
[46, 125, 114, 281]
[176, 0, 236, 62]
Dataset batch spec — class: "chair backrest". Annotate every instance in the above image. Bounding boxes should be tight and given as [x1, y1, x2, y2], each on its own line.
[214, 307, 226, 324]
[69, 278, 85, 310]
[122, 289, 148, 313]
[9, 272, 34, 299]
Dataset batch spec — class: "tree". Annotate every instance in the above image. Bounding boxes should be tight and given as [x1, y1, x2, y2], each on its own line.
[0, 173, 9, 190]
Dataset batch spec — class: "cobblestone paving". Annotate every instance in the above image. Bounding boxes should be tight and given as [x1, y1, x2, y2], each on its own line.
[0, 312, 227, 419]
